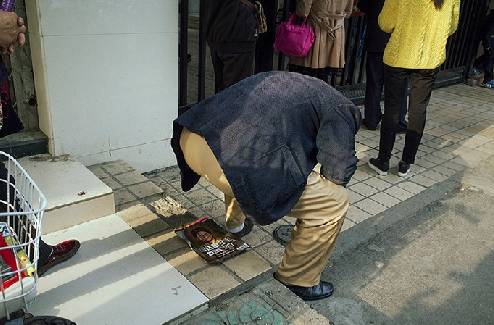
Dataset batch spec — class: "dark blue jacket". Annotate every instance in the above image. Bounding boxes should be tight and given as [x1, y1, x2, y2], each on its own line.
[171, 72, 361, 225]
[358, 0, 389, 53]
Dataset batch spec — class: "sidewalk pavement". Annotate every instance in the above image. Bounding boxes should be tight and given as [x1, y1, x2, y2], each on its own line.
[88, 84, 494, 323]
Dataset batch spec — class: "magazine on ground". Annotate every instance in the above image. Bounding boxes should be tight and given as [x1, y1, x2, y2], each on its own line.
[175, 216, 250, 264]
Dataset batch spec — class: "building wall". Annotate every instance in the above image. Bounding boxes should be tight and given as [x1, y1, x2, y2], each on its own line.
[26, 0, 178, 172]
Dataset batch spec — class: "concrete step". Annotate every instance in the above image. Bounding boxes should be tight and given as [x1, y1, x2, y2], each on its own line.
[29, 213, 207, 324]
[19, 155, 115, 234]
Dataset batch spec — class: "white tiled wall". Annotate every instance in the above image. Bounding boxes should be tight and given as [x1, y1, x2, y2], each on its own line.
[27, 0, 178, 172]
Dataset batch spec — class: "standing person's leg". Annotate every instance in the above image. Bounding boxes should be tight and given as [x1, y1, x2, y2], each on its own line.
[401, 68, 438, 165]
[364, 52, 385, 130]
[369, 65, 409, 175]
[275, 171, 349, 294]
[179, 128, 252, 235]
[217, 50, 255, 92]
[210, 48, 225, 93]
[255, 0, 278, 73]
[398, 78, 409, 131]
[482, 35, 494, 86]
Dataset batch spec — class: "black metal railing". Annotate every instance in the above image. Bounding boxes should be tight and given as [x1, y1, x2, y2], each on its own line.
[179, 0, 488, 108]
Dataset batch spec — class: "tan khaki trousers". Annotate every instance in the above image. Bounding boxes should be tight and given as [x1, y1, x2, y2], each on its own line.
[180, 128, 349, 287]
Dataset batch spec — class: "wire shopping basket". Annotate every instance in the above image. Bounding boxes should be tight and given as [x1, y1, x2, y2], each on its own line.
[0, 152, 47, 320]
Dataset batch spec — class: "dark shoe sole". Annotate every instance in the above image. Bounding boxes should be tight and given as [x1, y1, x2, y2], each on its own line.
[368, 161, 388, 176]
[38, 241, 81, 276]
[273, 273, 335, 301]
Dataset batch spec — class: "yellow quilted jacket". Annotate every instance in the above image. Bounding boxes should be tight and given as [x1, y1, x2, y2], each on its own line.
[379, 0, 460, 69]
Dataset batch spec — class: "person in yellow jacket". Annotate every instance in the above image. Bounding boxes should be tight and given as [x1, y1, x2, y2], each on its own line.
[368, 0, 460, 177]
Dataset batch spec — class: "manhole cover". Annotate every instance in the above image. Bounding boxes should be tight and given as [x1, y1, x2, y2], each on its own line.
[272, 225, 294, 246]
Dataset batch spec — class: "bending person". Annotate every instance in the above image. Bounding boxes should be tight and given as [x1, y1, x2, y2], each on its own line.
[171, 71, 361, 301]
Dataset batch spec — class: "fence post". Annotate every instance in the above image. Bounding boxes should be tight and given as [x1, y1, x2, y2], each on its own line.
[179, 0, 189, 108]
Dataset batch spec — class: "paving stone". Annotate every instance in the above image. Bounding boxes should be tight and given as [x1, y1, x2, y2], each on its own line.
[148, 230, 190, 257]
[346, 205, 373, 224]
[384, 186, 415, 201]
[206, 185, 224, 200]
[432, 165, 457, 177]
[352, 169, 372, 181]
[348, 190, 364, 204]
[155, 166, 181, 182]
[354, 198, 387, 216]
[101, 160, 135, 175]
[243, 226, 273, 248]
[87, 165, 110, 179]
[255, 240, 286, 266]
[396, 182, 426, 195]
[183, 188, 217, 206]
[408, 174, 438, 187]
[415, 159, 437, 169]
[341, 218, 356, 232]
[114, 171, 148, 186]
[363, 177, 392, 191]
[261, 218, 289, 234]
[283, 216, 297, 225]
[100, 177, 122, 190]
[166, 248, 209, 275]
[128, 181, 163, 198]
[115, 200, 139, 212]
[422, 154, 447, 165]
[349, 183, 379, 197]
[119, 204, 170, 238]
[443, 160, 467, 172]
[377, 173, 402, 184]
[420, 170, 449, 183]
[369, 192, 401, 208]
[223, 251, 271, 281]
[114, 188, 137, 206]
[189, 266, 240, 299]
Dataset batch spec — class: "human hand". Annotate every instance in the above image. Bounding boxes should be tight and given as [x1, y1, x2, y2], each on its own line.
[0, 12, 27, 54]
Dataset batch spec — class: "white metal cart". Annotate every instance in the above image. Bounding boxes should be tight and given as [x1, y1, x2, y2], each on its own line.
[0, 152, 47, 321]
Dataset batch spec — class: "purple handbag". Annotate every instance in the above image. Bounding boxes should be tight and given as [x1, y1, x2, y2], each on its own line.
[0, 0, 15, 11]
[274, 14, 315, 57]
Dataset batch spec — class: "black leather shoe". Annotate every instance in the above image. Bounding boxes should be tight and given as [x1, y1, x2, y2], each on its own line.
[274, 273, 335, 301]
[231, 218, 254, 238]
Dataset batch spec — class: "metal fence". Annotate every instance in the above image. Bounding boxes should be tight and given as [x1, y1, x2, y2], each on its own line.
[179, 0, 489, 108]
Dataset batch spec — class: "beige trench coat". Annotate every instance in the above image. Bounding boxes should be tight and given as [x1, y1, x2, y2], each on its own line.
[290, 0, 355, 69]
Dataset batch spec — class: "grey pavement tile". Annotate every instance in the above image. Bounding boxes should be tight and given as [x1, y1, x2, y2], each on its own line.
[255, 240, 286, 266]
[155, 166, 181, 182]
[346, 205, 374, 223]
[363, 177, 392, 191]
[87, 165, 110, 179]
[341, 218, 356, 232]
[415, 159, 438, 169]
[352, 169, 373, 181]
[223, 251, 271, 281]
[422, 154, 447, 165]
[101, 160, 135, 175]
[261, 218, 289, 235]
[243, 226, 273, 248]
[377, 173, 403, 184]
[205, 185, 225, 200]
[420, 170, 450, 183]
[114, 188, 137, 206]
[197, 199, 226, 219]
[396, 182, 426, 195]
[349, 183, 379, 197]
[183, 188, 217, 206]
[384, 186, 415, 201]
[432, 165, 457, 177]
[442, 160, 466, 172]
[354, 198, 387, 216]
[348, 190, 364, 204]
[100, 177, 122, 190]
[189, 266, 240, 299]
[408, 174, 438, 187]
[127, 181, 163, 198]
[114, 171, 149, 186]
[369, 192, 401, 208]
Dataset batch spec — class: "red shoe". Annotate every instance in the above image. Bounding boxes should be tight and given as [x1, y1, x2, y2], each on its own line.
[38, 240, 81, 276]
